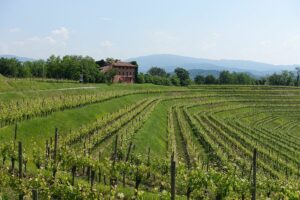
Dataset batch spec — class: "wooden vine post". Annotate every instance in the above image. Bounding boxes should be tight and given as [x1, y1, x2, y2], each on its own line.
[252, 148, 257, 200]
[170, 152, 176, 200]
[18, 141, 22, 178]
[71, 166, 76, 186]
[45, 140, 49, 159]
[53, 128, 58, 177]
[50, 137, 53, 159]
[123, 142, 132, 186]
[111, 135, 118, 188]
[113, 135, 118, 166]
[18, 141, 23, 200]
[134, 164, 142, 198]
[14, 123, 18, 143]
[147, 147, 151, 178]
[32, 189, 38, 200]
[91, 170, 95, 190]
[125, 142, 132, 162]
[98, 152, 102, 183]
[53, 128, 58, 162]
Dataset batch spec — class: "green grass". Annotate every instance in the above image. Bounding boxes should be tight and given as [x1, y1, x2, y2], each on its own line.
[0, 94, 152, 153]
[133, 101, 170, 158]
[0, 76, 184, 93]
[0, 75, 187, 102]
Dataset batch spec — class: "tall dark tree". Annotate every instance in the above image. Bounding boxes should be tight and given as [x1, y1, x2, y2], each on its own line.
[194, 75, 205, 84]
[130, 61, 139, 83]
[148, 67, 167, 77]
[0, 58, 22, 77]
[295, 67, 300, 86]
[23, 60, 46, 78]
[204, 75, 217, 84]
[96, 59, 106, 67]
[174, 67, 190, 86]
[267, 70, 295, 86]
[219, 70, 233, 84]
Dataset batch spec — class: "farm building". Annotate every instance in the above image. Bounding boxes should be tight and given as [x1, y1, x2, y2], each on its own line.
[101, 61, 137, 83]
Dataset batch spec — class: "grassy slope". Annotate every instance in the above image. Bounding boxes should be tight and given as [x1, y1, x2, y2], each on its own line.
[0, 77, 189, 155]
[0, 94, 152, 152]
[0, 76, 185, 101]
[0, 77, 181, 93]
[133, 101, 169, 158]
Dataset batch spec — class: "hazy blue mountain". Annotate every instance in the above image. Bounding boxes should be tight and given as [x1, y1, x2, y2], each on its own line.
[128, 54, 300, 77]
[0, 54, 35, 62]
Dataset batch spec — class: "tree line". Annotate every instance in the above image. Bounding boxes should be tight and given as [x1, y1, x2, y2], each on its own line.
[137, 67, 300, 86]
[1, 56, 300, 86]
[194, 70, 300, 86]
[0, 56, 118, 83]
[136, 67, 191, 86]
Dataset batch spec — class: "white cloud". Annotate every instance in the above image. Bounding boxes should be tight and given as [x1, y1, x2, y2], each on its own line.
[9, 27, 21, 33]
[2, 26, 70, 58]
[101, 40, 113, 48]
[51, 27, 69, 40]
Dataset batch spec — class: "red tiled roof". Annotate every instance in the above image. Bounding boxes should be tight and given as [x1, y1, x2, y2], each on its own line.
[100, 61, 137, 73]
[112, 61, 136, 67]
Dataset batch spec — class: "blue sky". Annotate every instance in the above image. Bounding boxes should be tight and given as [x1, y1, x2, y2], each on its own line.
[0, 0, 300, 64]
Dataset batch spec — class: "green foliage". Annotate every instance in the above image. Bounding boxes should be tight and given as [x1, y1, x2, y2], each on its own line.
[95, 59, 106, 67]
[194, 75, 205, 84]
[174, 67, 191, 86]
[148, 67, 167, 77]
[23, 60, 46, 77]
[136, 73, 145, 84]
[0, 58, 22, 77]
[204, 75, 217, 84]
[195, 70, 255, 85]
[0, 56, 106, 83]
[267, 70, 295, 86]
[105, 68, 117, 84]
[170, 75, 180, 86]
[194, 69, 300, 86]
[46, 55, 104, 83]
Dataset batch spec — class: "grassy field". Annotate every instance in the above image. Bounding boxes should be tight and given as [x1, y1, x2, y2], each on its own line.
[0, 76, 299, 199]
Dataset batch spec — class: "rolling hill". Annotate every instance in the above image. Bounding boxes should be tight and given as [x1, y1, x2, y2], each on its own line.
[128, 54, 300, 76]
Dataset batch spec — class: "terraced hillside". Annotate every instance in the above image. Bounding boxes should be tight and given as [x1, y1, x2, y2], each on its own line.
[0, 79, 299, 199]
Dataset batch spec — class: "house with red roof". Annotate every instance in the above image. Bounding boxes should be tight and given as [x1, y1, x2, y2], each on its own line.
[101, 61, 137, 83]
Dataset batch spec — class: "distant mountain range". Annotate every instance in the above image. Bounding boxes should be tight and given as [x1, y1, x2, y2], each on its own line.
[0, 54, 35, 62]
[127, 54, 300, 77]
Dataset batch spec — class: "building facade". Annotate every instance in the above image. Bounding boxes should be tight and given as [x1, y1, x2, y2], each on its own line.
[101, 61, 137, 83]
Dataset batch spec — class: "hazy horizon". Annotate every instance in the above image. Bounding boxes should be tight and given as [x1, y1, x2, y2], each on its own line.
[1, 0, 300, 65]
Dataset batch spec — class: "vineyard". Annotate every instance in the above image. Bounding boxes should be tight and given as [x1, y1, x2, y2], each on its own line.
[0, 79, 299, 199]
